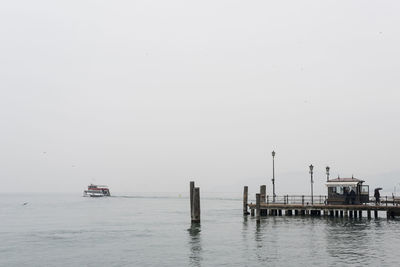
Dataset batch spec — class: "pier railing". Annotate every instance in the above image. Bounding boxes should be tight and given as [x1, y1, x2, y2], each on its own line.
[265, 195, 327, 205]
[370, 195, 400, 206]
[263, 195, 400, 206]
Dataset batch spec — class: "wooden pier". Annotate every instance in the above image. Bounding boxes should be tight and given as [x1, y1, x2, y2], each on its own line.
[244, 186, 400, 221]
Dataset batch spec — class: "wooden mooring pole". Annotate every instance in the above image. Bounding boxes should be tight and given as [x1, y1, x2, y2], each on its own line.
[192, 187, 201, 223]
[190, 181, 195, 217]
[243, 186, 249, 215]
[260, 185, 266, 203]
[256, 193, 261, 222]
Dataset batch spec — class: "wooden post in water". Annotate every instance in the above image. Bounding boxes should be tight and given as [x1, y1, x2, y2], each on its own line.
[374, 209, 378, 218]
[190, 181, 195, 218]
[256, 193, 261, 222]
[260, 185, 266, 203]
[243, 186, 249, 215]
[367, 210, 371, 219]
[192, 187, 200, 223]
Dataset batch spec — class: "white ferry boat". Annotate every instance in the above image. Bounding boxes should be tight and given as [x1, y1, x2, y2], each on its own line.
[83, 184, 111, 197]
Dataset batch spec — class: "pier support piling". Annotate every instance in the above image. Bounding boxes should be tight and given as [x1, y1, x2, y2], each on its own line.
[374, 210, 378, 219]
[367, 210, 371, 219]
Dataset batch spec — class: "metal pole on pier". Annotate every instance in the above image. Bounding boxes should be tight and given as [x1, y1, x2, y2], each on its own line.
[326, 166, 330, 182]
[272, 151, 276, 203]
[309, 164, 314, 205]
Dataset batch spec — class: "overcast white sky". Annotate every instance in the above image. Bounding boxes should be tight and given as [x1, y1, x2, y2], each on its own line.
[1, 1, 399, 195]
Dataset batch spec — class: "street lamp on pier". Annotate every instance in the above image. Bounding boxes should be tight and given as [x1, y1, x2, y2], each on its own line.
[272, 151, 276, 203]
[309, 164, 314, 205]
[326, 166, 330, 182]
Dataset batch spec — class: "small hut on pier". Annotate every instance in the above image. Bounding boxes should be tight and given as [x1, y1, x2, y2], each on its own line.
[326, 177, 369, 205]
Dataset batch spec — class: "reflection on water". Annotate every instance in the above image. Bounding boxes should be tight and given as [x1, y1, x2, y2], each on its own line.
[245, 216, 398, 266]
[188, 223, 202, 267]
[324, 218, 377, 264]
[254, 218, 277, 263]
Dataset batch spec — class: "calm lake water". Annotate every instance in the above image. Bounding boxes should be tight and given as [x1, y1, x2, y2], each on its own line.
[1, 193, 399, 266]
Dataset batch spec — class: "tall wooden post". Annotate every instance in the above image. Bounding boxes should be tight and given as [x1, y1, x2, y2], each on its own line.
[192, 187, 200, 223]
[190, 181, 195, 218]
[243, 186, 249, 215]
[256, 193, 261, 222]
[260, 185, 266, 203]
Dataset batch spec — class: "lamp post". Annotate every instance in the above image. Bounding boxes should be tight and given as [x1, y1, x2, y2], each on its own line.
[272, 151, 276, 203]
[309, 164, 314, 205]
[326, 166, 330, 182]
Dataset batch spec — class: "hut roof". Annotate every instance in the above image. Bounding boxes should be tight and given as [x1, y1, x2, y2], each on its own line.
[326, 177, 364, 186]
[328, 178, 363, 183]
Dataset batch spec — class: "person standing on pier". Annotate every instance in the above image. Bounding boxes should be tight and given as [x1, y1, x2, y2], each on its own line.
[374, 188, 381, 205]
[344, 188, 349, 204]
[350, 189, 356, 204]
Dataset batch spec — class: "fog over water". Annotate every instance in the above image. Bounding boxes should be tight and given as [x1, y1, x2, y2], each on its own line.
[1, 1, 400, 194]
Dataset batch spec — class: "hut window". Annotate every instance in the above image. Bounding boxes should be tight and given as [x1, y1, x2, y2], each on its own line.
[336, 186, 343, 194]
[361, 185, 369, 194]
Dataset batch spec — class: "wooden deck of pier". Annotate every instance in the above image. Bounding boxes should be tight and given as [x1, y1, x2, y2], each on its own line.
[248, 203, 400, 219]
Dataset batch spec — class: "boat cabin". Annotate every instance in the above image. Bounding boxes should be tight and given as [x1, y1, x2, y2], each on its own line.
[326, 177, 369, 205]
[84, 184, 111, 197]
